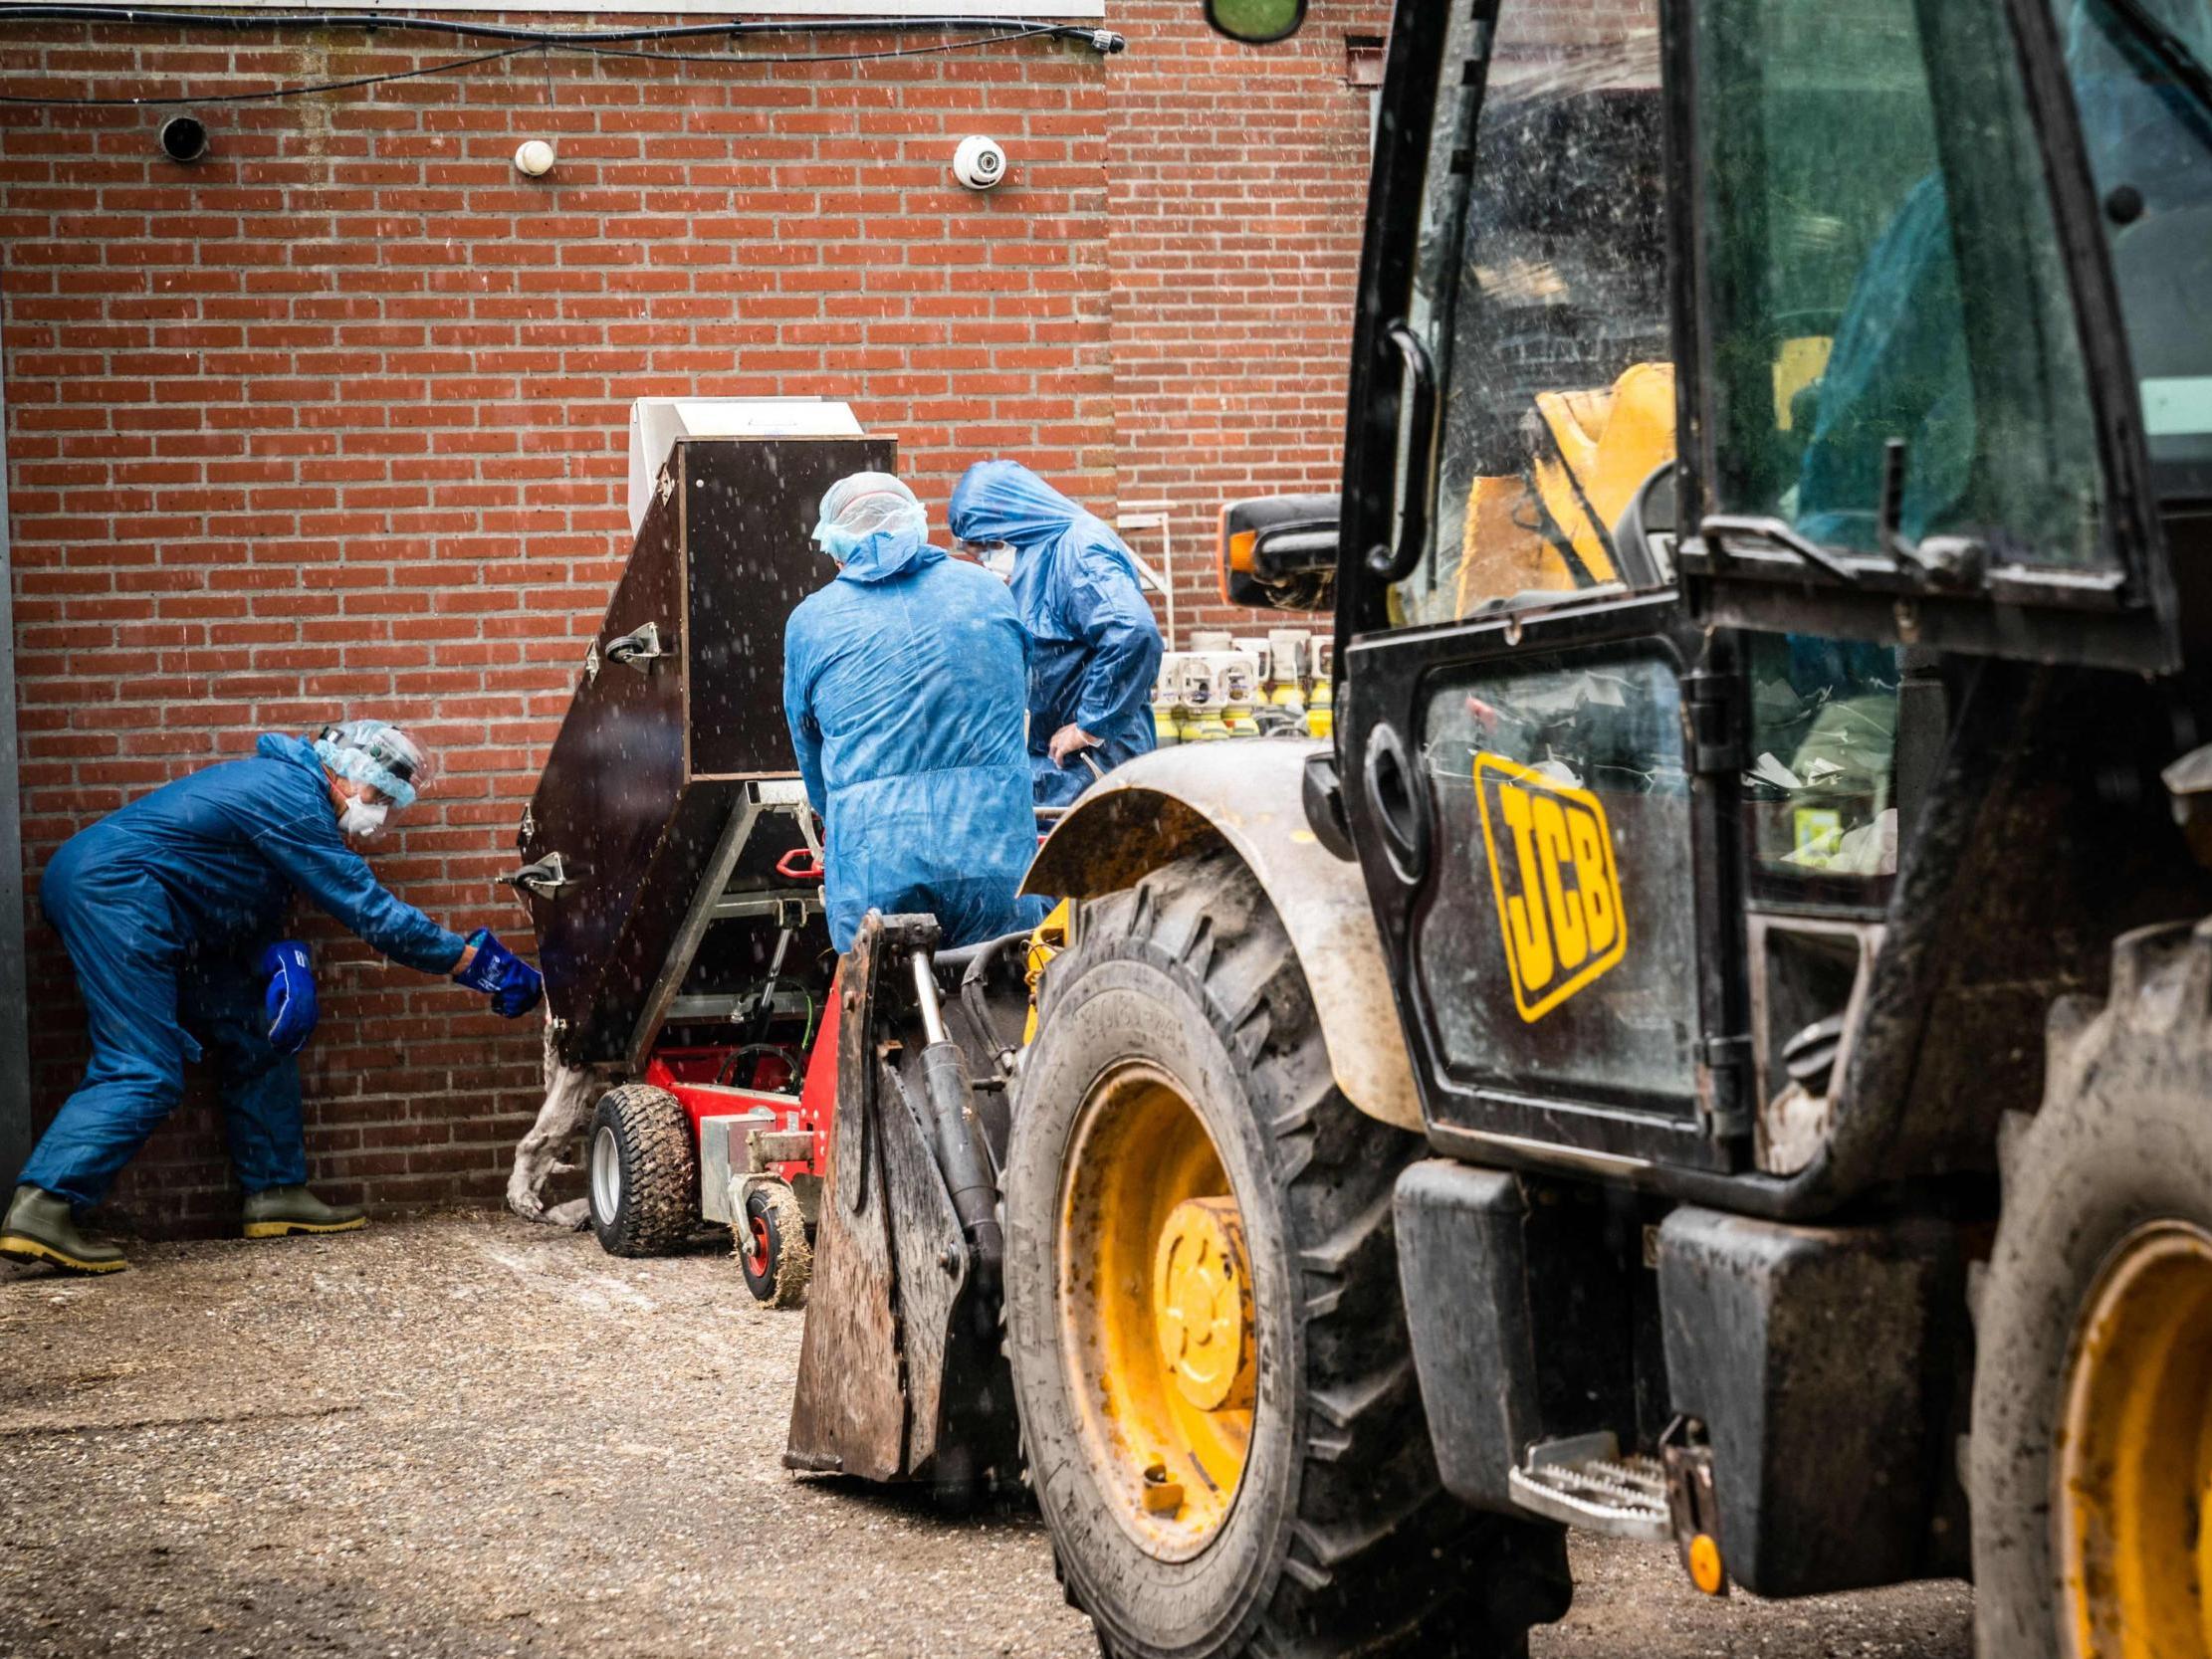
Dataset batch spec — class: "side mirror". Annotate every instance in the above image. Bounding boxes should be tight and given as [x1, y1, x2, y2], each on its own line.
[1204, 0, 1306, 44]
[1218, 494, 1338, 612]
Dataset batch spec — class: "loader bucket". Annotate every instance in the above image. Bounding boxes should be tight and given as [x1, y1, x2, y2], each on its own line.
[783, 912, 1020, 1490]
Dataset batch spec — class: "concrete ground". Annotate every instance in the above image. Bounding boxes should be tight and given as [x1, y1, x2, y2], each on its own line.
[0, 1214, 1973, 1658]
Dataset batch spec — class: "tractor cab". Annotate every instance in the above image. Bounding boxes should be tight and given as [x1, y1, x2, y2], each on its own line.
[1219, 0, 2212, 1192]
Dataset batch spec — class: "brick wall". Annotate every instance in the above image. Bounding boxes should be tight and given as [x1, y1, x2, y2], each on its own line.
[1103, 0, 1385, 642]
[0, 3, 1379, 1232]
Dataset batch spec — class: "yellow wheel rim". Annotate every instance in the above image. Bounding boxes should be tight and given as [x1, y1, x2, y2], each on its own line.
[2057, 1220, 2212, 1659]
[1058, 1062, 1254, 1559]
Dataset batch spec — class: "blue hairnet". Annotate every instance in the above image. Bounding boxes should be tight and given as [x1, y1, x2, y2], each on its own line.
[812, 473, 930, 575]
[313, 719, 428, 810]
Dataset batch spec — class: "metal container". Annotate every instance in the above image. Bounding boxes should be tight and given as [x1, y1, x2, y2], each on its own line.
[513, 432, 893, 1063]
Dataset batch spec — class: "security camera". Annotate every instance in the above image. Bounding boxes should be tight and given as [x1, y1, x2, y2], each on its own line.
[952, 136, 1008, 191]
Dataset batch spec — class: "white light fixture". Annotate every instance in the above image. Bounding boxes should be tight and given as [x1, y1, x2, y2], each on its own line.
[514, 139, 557, 178]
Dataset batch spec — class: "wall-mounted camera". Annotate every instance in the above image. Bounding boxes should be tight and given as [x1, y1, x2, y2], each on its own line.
[952, 135, 1007, 192]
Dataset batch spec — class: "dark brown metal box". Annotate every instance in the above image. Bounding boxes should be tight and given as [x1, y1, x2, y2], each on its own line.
[514, 433, 893, 1064]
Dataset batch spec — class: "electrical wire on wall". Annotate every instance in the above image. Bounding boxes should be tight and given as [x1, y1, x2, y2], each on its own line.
[0, 7, 1125, 106]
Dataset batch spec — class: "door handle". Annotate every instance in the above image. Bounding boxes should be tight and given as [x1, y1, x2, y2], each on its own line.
[1361, 722, 1430, 886]
[1365, 321, 1439, 583]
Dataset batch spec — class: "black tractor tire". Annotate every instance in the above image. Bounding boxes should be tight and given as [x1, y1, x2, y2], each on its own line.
[1970, 919, 2212, 1658]
[738, 1180, 812, 1308]
[586, 1084, 697, 1258]
[1003, 850, 1570, 1659]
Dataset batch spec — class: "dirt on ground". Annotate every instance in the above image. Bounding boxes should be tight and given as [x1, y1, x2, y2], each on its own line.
[0, 1212, 1973, 1659]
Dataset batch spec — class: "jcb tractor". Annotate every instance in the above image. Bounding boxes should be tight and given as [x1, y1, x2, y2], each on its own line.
[991, 0, 2212, 1655]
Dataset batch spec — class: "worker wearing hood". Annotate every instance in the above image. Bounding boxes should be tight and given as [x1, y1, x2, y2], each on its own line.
[783, 473, 1046, 954]
[947, 461, 1164, 807]
[1, 720, 543, 1276]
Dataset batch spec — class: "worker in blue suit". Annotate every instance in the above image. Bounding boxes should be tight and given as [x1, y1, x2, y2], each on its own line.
[947, 460, 1164, 807]
[783, 472, 1047, 954]
[0, 720, 544, 1276]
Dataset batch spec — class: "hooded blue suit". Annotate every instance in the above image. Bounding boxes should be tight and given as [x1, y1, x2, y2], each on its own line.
[781, 523, 1046, 953]
[20, 733, 467, 1207]
[947, 462, 1164, 807]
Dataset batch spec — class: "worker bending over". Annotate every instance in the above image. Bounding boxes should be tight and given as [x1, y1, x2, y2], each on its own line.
[947, 461, 1164, 807]
[1, 721, 543, 1276]
[783, 473, 1047, 953]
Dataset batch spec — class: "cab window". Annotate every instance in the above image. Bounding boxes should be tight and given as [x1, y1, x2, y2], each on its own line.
[2059, 0, 2212, 500]
[1695, 0, 2106, 563]
[1395, 0, 1674, 628]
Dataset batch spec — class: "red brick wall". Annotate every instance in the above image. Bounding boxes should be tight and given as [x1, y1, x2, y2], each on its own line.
[1103, 0, 1385, 642]
[0, 16, 1114, 1232]
[0, 3, 1381, 1232]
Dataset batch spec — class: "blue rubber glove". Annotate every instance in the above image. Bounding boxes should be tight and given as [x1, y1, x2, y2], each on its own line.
[259, 940, 319, 1056]
[453, 928, 544, 1019]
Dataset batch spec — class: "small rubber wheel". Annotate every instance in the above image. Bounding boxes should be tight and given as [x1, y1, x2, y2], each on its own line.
[586, 1084, 696, 1257]
[737, 1181, 812, 1308]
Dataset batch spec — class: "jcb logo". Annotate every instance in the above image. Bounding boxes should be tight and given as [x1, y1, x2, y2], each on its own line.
[1474, 753, 1628, 1022]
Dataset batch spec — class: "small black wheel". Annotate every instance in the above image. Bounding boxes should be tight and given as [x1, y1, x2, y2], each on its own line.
[586, 1084, 696, 1257]
[737, 1181, 812, 1308]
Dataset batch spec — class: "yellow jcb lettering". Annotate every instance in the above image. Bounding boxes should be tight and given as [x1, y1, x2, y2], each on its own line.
[1531, 792, 1587, 971]
[1498, 785, 1554, 990]
[1568, 805, 1616, 954]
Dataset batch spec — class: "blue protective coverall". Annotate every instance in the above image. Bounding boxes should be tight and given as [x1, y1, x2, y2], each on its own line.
[20, 734, 466, 1207]
[947, 461, 1164, 808]
[782, 526, 1048, 953]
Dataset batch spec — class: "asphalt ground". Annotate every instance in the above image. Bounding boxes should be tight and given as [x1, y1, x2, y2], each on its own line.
[0, 1213, 1973, 1658]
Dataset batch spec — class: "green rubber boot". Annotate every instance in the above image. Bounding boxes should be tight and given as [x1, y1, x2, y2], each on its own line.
[241, 1185, 366, 1240]
[0, 1185, 127, 1275]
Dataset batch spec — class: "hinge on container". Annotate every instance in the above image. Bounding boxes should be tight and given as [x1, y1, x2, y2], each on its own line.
[1682, 670, 1745, 776]
[1698, 1032, 1753, 1140]
[518, 803, 536, 846]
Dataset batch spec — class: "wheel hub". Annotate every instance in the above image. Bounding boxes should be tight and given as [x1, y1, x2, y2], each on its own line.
[2057, 1219, 2212, 1659]
[1056, 1062, 1256, 1560]
[1154, 1197, 1253, 1412]
[590, 1124, 620, 1222]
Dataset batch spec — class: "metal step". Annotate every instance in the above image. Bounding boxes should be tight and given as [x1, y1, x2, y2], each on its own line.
[1506, 1433, 1670, 1542]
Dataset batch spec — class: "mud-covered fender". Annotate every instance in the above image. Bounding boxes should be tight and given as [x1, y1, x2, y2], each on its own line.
[1022, 738, 1422, 1132]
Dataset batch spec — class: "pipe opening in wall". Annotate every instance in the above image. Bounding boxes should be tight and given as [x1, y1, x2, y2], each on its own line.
[159, 115, 208, 164]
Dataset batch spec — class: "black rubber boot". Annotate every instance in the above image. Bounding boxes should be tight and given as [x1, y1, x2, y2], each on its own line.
[241, 1185, 366, 1239]
[0, 1185, 127, 1275]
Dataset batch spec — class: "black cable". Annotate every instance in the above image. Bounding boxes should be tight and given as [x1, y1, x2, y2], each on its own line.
[0, 10, 1121, 106]
[0, 43, 536, 105]
[583, 27, 1059, 68]
[0, 7, 1123, 50]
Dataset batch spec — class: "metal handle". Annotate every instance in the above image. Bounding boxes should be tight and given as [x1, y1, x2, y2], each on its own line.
[501, 852, 572, 897]
[604, 621, 667, 673]
[1366, 320, 1439, 583]
[775, 847, 824, 881]
[1361, 722, 1429, 886]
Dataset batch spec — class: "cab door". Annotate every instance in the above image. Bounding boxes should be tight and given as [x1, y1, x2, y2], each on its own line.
[1336, 0, 1752, 1170]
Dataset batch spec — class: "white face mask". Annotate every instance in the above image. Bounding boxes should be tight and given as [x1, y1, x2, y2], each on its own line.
[338, 797, 389, 841]
[981, 544, 1017, 582]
